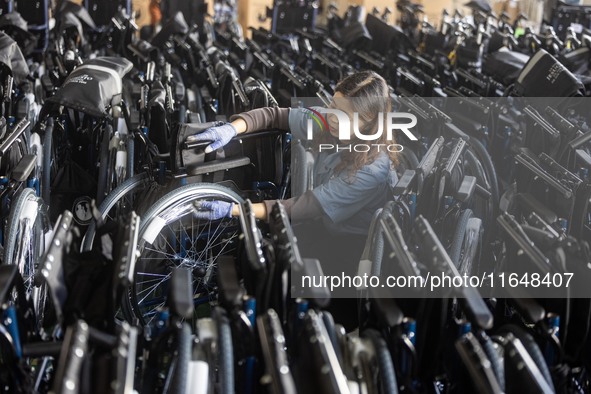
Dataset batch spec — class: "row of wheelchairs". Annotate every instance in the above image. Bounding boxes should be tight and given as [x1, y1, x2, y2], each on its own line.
[0, 0, 590, 393]
[0, 1, 305, 393]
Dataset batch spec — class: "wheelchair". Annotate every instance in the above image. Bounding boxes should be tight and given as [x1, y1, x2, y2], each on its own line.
[79, 115, 289, 327]
[36, 56, 133, 225]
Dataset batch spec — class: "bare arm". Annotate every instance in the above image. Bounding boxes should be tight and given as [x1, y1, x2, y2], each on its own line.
[230, 202, 267, 220]
[226, 107, 292, 220]
[230, 117, 248, 135]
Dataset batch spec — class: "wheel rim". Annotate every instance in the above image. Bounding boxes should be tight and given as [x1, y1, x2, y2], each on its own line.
[132, 189, 243, 327]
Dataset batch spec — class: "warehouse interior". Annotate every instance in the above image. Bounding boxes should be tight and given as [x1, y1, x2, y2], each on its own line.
[0, 0, 590, 393]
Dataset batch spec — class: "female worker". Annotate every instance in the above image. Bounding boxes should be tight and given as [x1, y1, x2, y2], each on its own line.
[192, 70, 400, 330]
[191, 70, 400, 236]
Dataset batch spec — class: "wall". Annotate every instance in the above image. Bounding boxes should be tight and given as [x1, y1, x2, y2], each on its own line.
[132, 0, 150, 28]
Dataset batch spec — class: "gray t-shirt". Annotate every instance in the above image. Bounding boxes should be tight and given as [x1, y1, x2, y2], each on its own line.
[289, 107, 398, 234]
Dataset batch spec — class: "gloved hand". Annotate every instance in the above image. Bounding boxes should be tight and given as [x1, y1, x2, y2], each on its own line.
[193, 200, 234, 220]
[186, 123, 237, 153]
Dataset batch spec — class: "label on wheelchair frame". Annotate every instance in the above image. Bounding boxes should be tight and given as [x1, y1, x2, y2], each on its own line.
[289, 97, 591, 299]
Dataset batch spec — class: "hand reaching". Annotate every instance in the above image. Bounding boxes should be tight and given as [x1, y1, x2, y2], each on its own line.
[192, 200, 234, 220]
[186, 123, 237, 153]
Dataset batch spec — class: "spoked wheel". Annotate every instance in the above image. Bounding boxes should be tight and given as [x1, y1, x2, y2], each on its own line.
[4, 188, 50, 327]
[126, 183, 244, 327]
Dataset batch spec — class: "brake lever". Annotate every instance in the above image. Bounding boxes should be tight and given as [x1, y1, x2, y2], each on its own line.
[443, 138, 466, 179]
[298, 310, 351, 394]
[436, 138, 466, 214]
[380, 212, 422, 277]
[3, 75, 12, 102]
[455, 332, 503, 394]
[414, 216, 493, 329]
[229, 70, 250, 107]
[52, 320, 89, 394]
[274, 199, 331, 308]
[269, 202, 303, 272]
[257, 309, 298, 394]
[240, 200, 266, 272]
[112, 322, 138, 394]
[416, 137, 445, 194]
[545, 106, 578, 138]
[498, 334, 554, 393]
[41, 210, 75, 324]
[567, 128, 591, 150]
[112, 212, 139, 305]
[539, 153, 582, 188]
[523, 105, 561, 139]
[497, 212, 553, 274]
[526, 211, 560, 239]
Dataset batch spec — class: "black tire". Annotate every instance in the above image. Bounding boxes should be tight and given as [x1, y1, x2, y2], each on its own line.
[170, 322, 192, 394]
[127, 135, 135, 179]
[479, 334, 505, 391]
[321, 311, 343, 366]
[96, 125, 112, 205]
[362, 329, 398, 394]
[41, 119, 53, 204]
[4, 188, 49, 326]
[467, 139, 499, 221]
[214, 307, 234, 394]
[128, 183, 244, 326]
[449, 209, 473, 267]
[498, 324, 553, 389]
[4, 188, 37, 265]
[464, 148, 494, 229]
[81, 173, 150, 252]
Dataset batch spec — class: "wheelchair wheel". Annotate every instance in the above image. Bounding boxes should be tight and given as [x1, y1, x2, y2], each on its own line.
[213, 307, 234, 394]
[362, 329, 399, 394]
[170, 322, 192, 394]
[41, 119, 54, 204]
[81, 172, 151, 252]
[4, 188, 50, 326]
[449, 208, 473, 267]
[96, 125, 112, 205]
[127, 183, 244, 326]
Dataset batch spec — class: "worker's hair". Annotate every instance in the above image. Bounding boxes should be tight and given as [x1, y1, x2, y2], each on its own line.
[331, 70, 398, 176]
